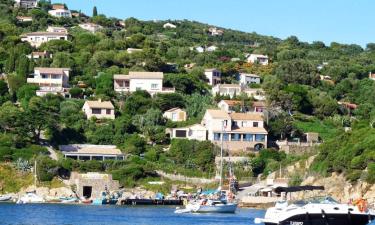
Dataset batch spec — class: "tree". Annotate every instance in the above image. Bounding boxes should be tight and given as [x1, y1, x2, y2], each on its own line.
[16, 84, 38, 106]
[95, 72, 114, 97]
[93, 6, 98, 17]
[0, 80, 8, 96]
[153, 93, 185, 111]
[123, 91, 152, 115]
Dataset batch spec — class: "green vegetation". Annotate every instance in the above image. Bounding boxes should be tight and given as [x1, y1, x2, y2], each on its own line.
[0, 164, 33, 193]
[0, 0, 373, 187]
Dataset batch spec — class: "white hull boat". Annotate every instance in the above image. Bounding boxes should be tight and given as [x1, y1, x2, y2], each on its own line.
[17, 192, 45, 204]
[175, 200, 237, 214]
[0, 195, 12, 201]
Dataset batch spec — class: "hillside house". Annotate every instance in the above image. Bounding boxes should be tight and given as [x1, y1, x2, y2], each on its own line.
[244, 88, 266, 101]
[163, 23, 176, 29]
[51, 3, 65, 10]
[166, 124, 207, 141]
[212, 84, 242, 98]
[27, 67, 70, 96]
[21, 32, 68, 47]
[47, 26, 68, 33]
[27, 51, 52, 60]
[113, 72, 175, 95]
[369, 72, 375, 81]
[15, 0, 38, 9]
[163, 108, 187, 122]
[16, 16, 33, 22]
[82, 100, 115, 120]
[126, 48, 143, 54]
[60, 144, 124, 161]
[218, 100, 249, 113]
[239, 73, 261, 85]
[204, 68, 221, 86]
[247, 54, 269, 65]
[206, 45, 218, 52]
[202, 109, 268, 151]
[208, 27, 224, 36]
[79, 23, 103, 33]
[252, 101, 267, 113]
[48, 9, 72, 18]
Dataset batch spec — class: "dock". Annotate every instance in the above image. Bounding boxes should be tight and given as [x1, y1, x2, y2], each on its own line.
[120, 199, 183, 206]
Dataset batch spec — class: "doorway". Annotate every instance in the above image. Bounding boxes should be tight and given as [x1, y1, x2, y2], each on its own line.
[83, 186, 92, 198]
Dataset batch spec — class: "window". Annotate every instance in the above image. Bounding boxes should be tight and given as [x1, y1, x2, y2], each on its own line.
[171, 113, 177, 121]
[41, 74, 48, 79]
[243, 134, 253, 142]
[231, 133, 240, 141]
[223, 120, 228, 127]
[151, 83, 159, 90]
[106, 109, 111, 115]
[255, 134, 266, 142]
[253, 122, 259, 127]
[223, 133, 229, 141]
[51, 75, 60, 79]
[214, 133, 221, 141]
[92, 108, 101, 114]
[176, 130, 187, 138]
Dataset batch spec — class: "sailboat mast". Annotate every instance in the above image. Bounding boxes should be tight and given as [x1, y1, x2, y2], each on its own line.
[34, 160, 37, 187]
[219, 121, 224, 189]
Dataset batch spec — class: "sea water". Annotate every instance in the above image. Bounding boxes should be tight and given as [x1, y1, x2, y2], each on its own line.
[0, 203, 264, 225]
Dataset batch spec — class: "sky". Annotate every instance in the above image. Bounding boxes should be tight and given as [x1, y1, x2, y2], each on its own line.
[52, 0, 374, 47]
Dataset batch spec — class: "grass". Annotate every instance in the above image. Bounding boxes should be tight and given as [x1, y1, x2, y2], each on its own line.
[293, 116, 341, 141]
[0, 164, 33, 193]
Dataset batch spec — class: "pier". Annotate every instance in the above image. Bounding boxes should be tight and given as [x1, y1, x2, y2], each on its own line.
[120, 199, 183, 206]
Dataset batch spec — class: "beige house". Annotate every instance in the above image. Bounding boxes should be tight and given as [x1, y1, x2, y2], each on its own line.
[204, 68, 221, 86]
[163, 108, 187, 122]
[247, 54, 269, 65]
[27, 51, 52, 60]
[47, 26, 68, 33]
[27, 67, 70, 96]
[21, 32, 68, 47]
[114, 72, 175, 95]
[60, 144, 124, 161]
[82, 100, 115, 120]
[79, 23, 103, 33]
[16, 16, 33, 22]
[218, 100, 246, 113]
[202, 109, 267, 151]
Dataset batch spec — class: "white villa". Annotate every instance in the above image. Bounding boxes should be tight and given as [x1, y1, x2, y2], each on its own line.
[82, 100, 115, 120]
[163, 108, 187, 122]
[204, 68, 221, 86]
[168, 109, 268, 151]
[79, 23, 103, 33]
[21, 31, 68, 47]
[247, 54, 269, 65]
[167, 124, 207, 141]
[15, 0, 38, 9]
[60, 144, 124, 161]
[212, 84, 242, 98]
[239, 73, 261, 85]
[47, 26, 68, 33]
[113, 72, 175, 95]
[48, 9, 72, 18]
[163, 23, 177, 29]
[27, 67, 70, 97]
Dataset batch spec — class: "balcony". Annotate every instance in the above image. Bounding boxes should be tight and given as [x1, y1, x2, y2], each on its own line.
[27, 75, 63, 86]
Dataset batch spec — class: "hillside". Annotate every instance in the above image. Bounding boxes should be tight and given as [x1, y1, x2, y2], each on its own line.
[0, 0, 374, 190]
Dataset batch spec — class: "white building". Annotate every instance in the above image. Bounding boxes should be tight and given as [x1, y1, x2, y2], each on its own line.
[27, 67, 70, 96]
[16, 16, 33, 22]
[15, 0, 38, 9]
[48, 9, 72, 18]
[208, 27, 224, 36]
[163, 108, 187, 122]
[82, 100, 115, 120]
[204, 68, 221, 86]
[212, 84, 242, 98]
[167, 124, 207, 141]
[193, 46, 205, 53]
[27, 51, 52, 60]
[79, 23, 103, 33]
[126, 48, 143, 54]
[206, 45, 218, 52]
[46, 26, 68, 33]
[243, 88, 266, 101]
[239, 73, 261, 85]
[163, 23, 177, 29]
[202, 109, 267, 151]
[21, 32, 68, 47]
[60, 144, 124, 161]
[247, 54, 269, 65]
[114, 72, 175, 95]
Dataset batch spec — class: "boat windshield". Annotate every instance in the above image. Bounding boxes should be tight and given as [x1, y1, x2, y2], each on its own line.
[292, 196, 339, 205]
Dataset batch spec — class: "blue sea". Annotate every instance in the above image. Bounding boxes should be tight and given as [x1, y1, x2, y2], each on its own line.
[0, 203, 265, 225]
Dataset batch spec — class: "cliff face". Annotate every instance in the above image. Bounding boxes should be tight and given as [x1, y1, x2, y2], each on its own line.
[300, 173, 375, 204]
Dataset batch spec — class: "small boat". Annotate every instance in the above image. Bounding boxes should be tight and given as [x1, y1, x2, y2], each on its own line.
[254, 186, 375, 225]
[80, 197, 92, 204]
[175, 199, 237, 213]
[60, 197, 78, 204]
[0, 195, 12, 202]
[17, 191, 45, 204]
[92, 191, 120, 205]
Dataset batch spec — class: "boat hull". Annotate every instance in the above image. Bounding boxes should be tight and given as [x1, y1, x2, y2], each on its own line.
[263, 213, 375, 225]
[193, 203, 237, 213]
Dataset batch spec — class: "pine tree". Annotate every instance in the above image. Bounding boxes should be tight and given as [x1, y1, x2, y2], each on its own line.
[93, 6, 98, 17]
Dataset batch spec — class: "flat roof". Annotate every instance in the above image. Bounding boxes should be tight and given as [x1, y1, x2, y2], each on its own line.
[35, 67, 70, 74]
[23, 32, 68, 36]
[206, 109, 231, 119]
[230, 113, 264, 121]
[60, 144, 123, 155]
[114, 71, 164, 80]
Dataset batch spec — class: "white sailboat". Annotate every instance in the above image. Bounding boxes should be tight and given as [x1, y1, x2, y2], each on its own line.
[175, 122, 238, 214]
[17, 160, 45, 204]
